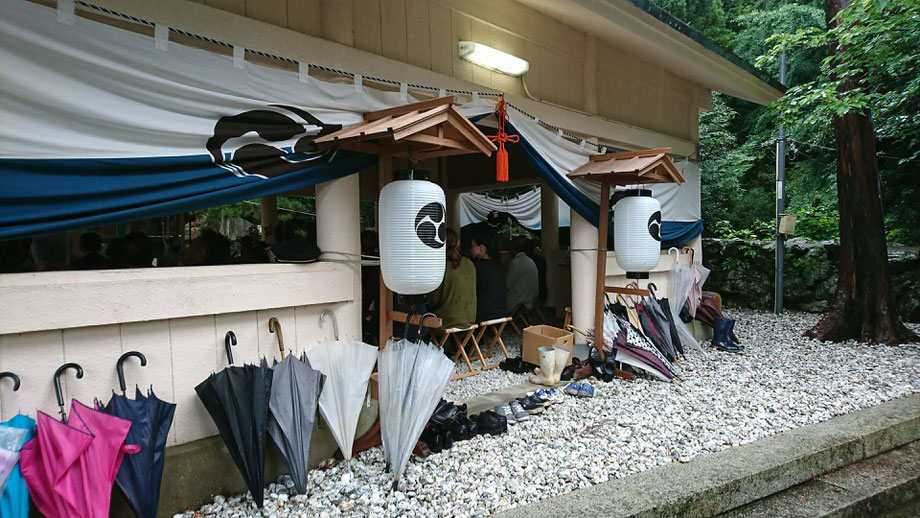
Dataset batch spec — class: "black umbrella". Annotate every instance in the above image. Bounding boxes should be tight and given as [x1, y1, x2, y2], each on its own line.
[100, 351, 176, 518]
[195, 331, 273, 508]
[268, 353, 325, 494]
[648, 283, 685, 357]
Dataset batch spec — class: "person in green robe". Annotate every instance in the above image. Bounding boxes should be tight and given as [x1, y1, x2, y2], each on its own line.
[428, 228, 477, 331]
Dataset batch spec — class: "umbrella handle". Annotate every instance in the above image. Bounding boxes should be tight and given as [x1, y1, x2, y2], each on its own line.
[0, 372, 20, 392]
[417, 312, 438, 341]
[224, 331, 237, 365]
[681, 246, 694, 264]
[268, 317, 285, 360]
[53, 363, 83, 421]
[647, 283, 658, 298]
[320, 310, 338, 340]
[116, 351, 147, 397]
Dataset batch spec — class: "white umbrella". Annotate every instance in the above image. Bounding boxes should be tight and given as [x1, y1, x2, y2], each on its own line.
[668, 248, 703, 352]
[304, 328, 378, 471]
[377, 313, 454, 491]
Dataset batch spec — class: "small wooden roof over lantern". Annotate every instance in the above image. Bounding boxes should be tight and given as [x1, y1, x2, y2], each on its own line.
[567, 148, 685, 186]
[314, 95, 497, 160]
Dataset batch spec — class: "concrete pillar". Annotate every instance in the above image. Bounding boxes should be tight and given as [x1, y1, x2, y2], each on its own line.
[570, 209, 597, 344]
[260, 196, 278, 244]
[584, 35, 598, 114]
[540, 184, 559, 311]
[316, 174, 362, 339]
[446, 190, 462, 234]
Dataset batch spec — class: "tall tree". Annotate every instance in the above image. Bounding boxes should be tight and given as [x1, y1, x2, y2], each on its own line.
[774, 0, 918, 344]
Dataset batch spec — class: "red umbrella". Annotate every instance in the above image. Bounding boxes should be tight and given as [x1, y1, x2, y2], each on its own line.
[19, 363, 138, 518]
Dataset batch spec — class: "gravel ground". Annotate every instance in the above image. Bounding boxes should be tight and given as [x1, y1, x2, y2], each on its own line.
[175, 309, 920, 518]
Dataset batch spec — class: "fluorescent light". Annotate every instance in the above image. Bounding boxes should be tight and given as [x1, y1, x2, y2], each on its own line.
[458, 41, 530, 76]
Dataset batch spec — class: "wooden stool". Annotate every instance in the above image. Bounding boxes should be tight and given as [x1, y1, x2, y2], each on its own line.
[508, 305, 533, 336]
[476, 316, 511, 360]
[434, 324, 486, 380]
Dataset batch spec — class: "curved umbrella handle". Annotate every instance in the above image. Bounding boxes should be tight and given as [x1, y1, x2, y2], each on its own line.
[668, 247, 680, 263]
[268, 318, 285, 360]
[681, 246, 694, 264]
[116, 351, 147, 397]
[224, 331, 237, 365]
[0, 372, 20, 392]
[647, 283, 658, 299]
[54, 363, 83, 421]
[320, 310, 339, 340]
[417, 312, 438, 342]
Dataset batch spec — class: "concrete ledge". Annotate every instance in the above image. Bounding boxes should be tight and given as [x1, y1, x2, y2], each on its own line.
[719, 441, 920, 517]
[496, 393, 920, 518]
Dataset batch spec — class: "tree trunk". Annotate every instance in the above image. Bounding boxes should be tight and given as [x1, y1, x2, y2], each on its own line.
[805, 0, 919, 345]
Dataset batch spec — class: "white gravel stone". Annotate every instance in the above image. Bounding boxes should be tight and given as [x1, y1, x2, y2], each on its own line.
[176, 309, 920, 517]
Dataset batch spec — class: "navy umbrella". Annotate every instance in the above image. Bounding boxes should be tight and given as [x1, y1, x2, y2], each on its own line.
[195, 332, 273, 508]
[100, 351, 176, 518]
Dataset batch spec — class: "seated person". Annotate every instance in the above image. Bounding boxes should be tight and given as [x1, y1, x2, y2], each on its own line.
[505, 237, 539, 314]
[427, 228, 476, 331]
[470, 231, 507, 323]
[182, 230, 231, 266]
[73, 232, 106, 270]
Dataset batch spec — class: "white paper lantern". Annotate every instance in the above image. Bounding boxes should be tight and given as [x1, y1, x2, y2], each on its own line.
[379, 179, 446, 294]
[613, 189, 662, 276]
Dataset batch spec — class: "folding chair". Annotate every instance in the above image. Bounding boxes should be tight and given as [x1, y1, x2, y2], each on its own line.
[433, 324, 489, 380]
[476, 316, 512, 360]
[508, 304, 534, 336]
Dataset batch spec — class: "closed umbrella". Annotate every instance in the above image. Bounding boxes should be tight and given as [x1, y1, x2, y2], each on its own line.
[611, 313, 681, 381]
[195, 332, 272, 508]
[304, 314, 378, 472]
[378, 313, 454, 490]
[0, 412, 33, 518]
[647, 283, 684, 358]
[668, 247, 702, 352]
[636, 301, 676, 362]
[100, 352, 176, 518]
[20, 363, 138, 518]
[268, 353, 325, 494]
[0, 371, 33, 518]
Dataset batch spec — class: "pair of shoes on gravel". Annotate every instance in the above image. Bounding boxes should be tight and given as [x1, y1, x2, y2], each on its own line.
[471, 410, 507, 435]
[527, 388, 564, 405]
[494, 402, 525, 425]
[430, 399, 476, 440]
[420, 424, 453, 453]
[564, 381, 595, 398]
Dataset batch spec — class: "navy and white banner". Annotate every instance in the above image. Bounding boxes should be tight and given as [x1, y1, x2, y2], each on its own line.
[0, 0, 700, 241]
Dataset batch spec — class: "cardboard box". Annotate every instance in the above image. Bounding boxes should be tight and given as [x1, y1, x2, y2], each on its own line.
[522, 325, 574, 367]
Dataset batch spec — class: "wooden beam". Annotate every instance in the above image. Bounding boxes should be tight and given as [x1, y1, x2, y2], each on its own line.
[378, 154, 393, 350]
[605, 286, 650, 296]
[391, 111, 450, 141]
[387, 311, 442, 330]
[364, 95, 458, 121]
[445, 112, 497, 155]
[400, 133, 478, 151]
[594, 179, 611, 360]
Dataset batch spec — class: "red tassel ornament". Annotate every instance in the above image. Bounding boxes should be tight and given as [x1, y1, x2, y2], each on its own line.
[488, 94, 518, 183]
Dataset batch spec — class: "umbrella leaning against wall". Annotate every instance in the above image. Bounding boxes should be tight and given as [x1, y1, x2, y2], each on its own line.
[0, 372, 34, 518]
[20, 363, 139, 518]
[667, 247, 703, 352]
[378, 313, 455, 491]
[195, 332, 272, 508]
[268, 348, 325, 495]
[304, 310, 378, 473]
[99, 352, 176, 518]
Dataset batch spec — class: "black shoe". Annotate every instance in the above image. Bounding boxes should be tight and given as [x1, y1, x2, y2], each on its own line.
[588, 346, 606, 380]
[421, 425, 443, 453]
[516, 396, 545, 414]
[442, 430, 454, 450]
[430, 399, 463, 425]
[473, 410, 507, 436]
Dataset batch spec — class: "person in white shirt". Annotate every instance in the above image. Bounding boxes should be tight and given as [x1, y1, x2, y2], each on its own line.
[505, 237, 539, 314]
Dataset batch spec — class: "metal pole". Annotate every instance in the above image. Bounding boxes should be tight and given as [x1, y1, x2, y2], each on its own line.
[775, 52, 787, 314]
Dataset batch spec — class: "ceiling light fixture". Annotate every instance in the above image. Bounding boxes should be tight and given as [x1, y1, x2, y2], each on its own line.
[458, 41, 530, 77]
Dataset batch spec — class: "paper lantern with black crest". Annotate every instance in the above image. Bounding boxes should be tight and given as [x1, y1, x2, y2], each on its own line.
[613, 189, 661, 277]
[378, 178, 446, 294]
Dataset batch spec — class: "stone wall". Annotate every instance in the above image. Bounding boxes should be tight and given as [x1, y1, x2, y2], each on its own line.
[702, 238, 920, 322]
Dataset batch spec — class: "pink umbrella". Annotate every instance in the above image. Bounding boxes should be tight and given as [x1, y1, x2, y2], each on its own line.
[19, 363, 138, 518]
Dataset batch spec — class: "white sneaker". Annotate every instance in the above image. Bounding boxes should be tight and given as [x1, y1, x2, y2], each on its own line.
[509, 401, 530, 422]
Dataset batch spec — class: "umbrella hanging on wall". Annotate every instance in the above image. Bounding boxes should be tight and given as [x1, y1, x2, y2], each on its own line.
[20, 363, 138, 518]
[99, 352, 176, 518]
[195, 332, 272, 508]
[0, 371, 33, 518]
[305, 311, 378, 473]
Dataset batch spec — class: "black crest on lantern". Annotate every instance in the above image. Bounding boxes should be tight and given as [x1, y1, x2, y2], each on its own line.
[648, 210, 662, 241]
[415, 202, 446, 249]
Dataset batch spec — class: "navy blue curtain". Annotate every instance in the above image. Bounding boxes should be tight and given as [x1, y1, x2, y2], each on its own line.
[0, 152, 376, 240]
